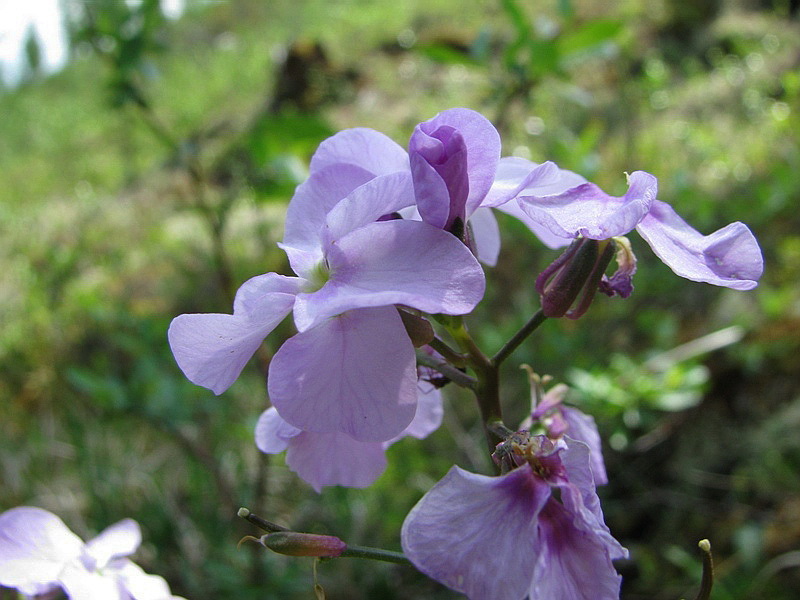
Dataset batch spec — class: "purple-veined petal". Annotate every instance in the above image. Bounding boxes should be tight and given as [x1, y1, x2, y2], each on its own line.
[84, 519, 141, 570]
[0, 507, 83, 593]
[518, 171, 658, 240]
[402, 464, 550, 600]
[285, 431, 388, 492]
[385, 380, 443, 446]
[468, 207, 501, 267]
[561, 408, 608, 485]
[282, 163, 377, 266]
[482, 158, 563, 208]
[268, 307, 417, 442]
[557, 441, 627, 560]
[324, 172, 415, 244]
[636, 200, 763, 289]
[494, 197, 573, 249]
[530, 498, 623, 600]
[413, 108, 502, 218]
[293, 220, 485, 332]
[255, 407, 302, 453]
[309, 127, 409, 176]
[168, 274, 301, 395]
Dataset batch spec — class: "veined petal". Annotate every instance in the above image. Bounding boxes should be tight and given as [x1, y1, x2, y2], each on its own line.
[402, 465, 550, 600]
[285, 431, 387, 492]
[324, 172, 415, 243]
[84, 519, 141, 570]
[168, 275, 300, 395]
[561, 408, 607, 485]
[309, 127, 409, 175]
[518, 171, 658, 240]
[294, 220, 485, 332]
[0, 507, 83, 593]
[482, 158, 564, 208]
[268, 307, 417, 442]
[468, 207, 501, 267]
[636, 200, 763, 289]
[255, 407, 301, 454]
[283, 163, 376, 256]
[414, 108, 501, 217]
[530, 498, 623, 600]
[494, 198, 573, 249]
[385, 380, 443, 445]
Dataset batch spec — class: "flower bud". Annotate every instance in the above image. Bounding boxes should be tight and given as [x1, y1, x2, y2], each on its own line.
[535, 238, 615, 319]
[261, 532, 347, 558]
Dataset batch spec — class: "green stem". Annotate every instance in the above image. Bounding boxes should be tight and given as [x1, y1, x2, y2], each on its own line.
[339, 544, 412, 565]
[238, 507, 288, 533]
[428, 336, 466, 368]
[415, 349, 476, 389]
[692, 539, 714, 600]
[492, 309, 547, 366]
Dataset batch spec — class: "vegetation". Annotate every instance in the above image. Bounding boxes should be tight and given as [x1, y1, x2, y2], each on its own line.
[1, 0, 798, 598]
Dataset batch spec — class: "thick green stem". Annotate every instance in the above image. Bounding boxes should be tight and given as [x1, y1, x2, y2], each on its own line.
[415, 349, 476, 389]
[339, 544, 411, 565]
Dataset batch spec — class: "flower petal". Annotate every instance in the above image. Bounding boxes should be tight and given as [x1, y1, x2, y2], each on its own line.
[324, 172, 415, 243]
[408, 152, 453, 229]
[518, 170, 658, 240]
[285, 431, 387, 492]
[115, 560, 175, 600]
[84, 519, 141, 570]
[468, 207, 501, 267]
[309, 127, 409, 176]
[530, 498, 623, 600]
[561, 407, 608, 485]
[636, 200, 763, 289]
[283, 163, 377, 263]
[60, 562, 124, 600]
[494, 198, 573, 249]
[168, 274, 300, 395]
[482, 158, 565, 208]
[0, 507, 83, 593]
[268, 307, 417, 442]
[255, 407, 301, 454]
[293, 220, 485, 331]
[413, 108, 501, 218]
[402, 465, 550, 600]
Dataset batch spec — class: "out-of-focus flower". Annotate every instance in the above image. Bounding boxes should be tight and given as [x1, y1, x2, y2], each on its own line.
[0, 507, 184, 600]
[255, 379, 443, 491]
[401, 435, 625, 600]
[515, 169, 763, 290]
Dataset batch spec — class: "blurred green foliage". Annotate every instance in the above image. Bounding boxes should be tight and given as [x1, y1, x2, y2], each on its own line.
[1, 0, 799, 598]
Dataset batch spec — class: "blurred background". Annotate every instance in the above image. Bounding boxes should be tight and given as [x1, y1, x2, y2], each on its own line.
[0, 0, 798, 598]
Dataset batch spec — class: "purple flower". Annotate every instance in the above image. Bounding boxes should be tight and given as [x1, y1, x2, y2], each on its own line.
[170, 167, 484, 442]
[255, 379, 443, 492]
[527, 382, 608, 485]
[514, 168, 763, 290]
[0, 507, 183, 600]
[401, 435, 626, 600]
[294, 109, 560, 267]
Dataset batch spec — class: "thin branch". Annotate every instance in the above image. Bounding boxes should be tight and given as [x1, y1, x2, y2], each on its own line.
[415, 349, 477, 389]
[492, 309, 547, 366]
[238, 507, 289, 533]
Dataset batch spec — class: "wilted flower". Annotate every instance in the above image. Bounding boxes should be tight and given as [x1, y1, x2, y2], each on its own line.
[401, 435, 626, 600]
[0, 507, 183, 600]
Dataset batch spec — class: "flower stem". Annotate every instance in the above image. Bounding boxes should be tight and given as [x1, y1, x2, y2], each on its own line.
[415, 349, 476, 389]
[692, 539, 714, 600]
[238, 508, 411, 566]
[492, 309, 547, 366]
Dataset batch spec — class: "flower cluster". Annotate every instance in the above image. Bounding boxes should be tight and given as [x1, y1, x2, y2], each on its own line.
[0, 507, 183, 600]
[167, 107, 763, 597]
